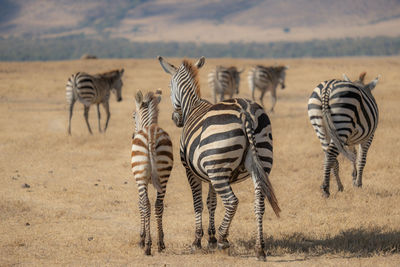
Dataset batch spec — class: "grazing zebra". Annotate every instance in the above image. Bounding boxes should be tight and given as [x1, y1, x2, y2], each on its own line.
[208, 66, 244, 103]
[66, 69, 124, 134]
[308, 72, 380, 197]
[158, 56, 280, 261]
[248, 65, 288, 112]
[131, 89, 173, 255]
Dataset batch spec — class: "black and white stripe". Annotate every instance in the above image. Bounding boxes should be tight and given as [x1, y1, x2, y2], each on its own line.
[66, 69, 124, 134]
[131, 90, 173, 255]
[308, 72, 380, 197]
[248, 65, 288, 112]
[208, 66, 243, 103]
[158, 56, 280, 261]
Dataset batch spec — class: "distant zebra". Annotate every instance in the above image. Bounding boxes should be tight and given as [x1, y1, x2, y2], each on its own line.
[248, 65, 288, 112]
[208, 66, 244, 103]
[308, 72, 380, 197]
[66, 69, 124, 134]
[158, 56, 280, 261]
[131, 89, 173, 255]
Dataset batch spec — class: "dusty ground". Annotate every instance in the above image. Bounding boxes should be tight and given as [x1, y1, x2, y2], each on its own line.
[0, 57, 399, 266]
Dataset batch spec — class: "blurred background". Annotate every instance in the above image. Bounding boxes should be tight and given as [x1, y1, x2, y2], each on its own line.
[1, 0, 400, 60]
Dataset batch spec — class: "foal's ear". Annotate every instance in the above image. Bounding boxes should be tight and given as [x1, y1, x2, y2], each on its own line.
[158, 56, 178, 75]
[194, 56, 206, 69]
[120, 69, 124, 76]
[343, 73, 351, 82]
[359, 72, 366, 84]
[135, 90, 143, 105]
[366, 75, 381, 91]
[155, 89, 162, 103]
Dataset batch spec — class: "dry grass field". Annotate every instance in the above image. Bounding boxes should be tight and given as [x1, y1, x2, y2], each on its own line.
[0, 57, 399, 266]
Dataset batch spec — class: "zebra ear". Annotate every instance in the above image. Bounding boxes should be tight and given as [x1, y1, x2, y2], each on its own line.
[285, 65, 289, 70]
[135, 90, 143, 105]
[359, 72, 366, 83]
[158, 56, 177, 75]
[194, 56, 205, 69]
[120, 69, 124, 76]
[155, 89, 162, 103]
[366, 75, 380, 91]
[343, 73, 351, 82]
[238, 68, 244, 74]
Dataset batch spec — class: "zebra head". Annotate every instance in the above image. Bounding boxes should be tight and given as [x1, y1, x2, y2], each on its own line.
[343, 72, 380, 93]
[158, 56, 205, 126]
[112, 69, 124, 102]
[134, 89, 161, 131]
[230, 67, 244, 94]
[278, 66, 288, 90]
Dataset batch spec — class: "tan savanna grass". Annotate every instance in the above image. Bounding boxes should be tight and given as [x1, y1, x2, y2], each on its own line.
[0, 57, 399, 266]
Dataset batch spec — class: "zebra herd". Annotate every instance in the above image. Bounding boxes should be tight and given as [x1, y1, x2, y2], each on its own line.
[65, 57, 380, 261]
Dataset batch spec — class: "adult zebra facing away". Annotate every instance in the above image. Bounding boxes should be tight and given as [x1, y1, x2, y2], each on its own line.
[208, 66, 244, 103]
[132, 89, 173, 255]
[248, 65, 288, 112]
[158, 56, 280, 261]
[308, 72, 380, 197]
[66, 69, 124, 134]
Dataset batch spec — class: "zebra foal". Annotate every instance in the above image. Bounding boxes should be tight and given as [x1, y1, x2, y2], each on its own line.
[208, 66, 243, 103]
[248, 65, 288, 112]
[159, 56, 280, 261]
[66, 69, 124, 134]
[131, 89, 173, 255]
[308, 72, 380, 197]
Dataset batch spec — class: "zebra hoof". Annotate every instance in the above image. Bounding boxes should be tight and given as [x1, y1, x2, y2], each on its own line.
[337, 184, 344, 192]
[191, 239, 202, 252]
[208, 237, 218, 250]
[158, 240, 166, 252]
[139, 239, 145, 248]
[217, 239, 230, 250]
[255, 248, 266, 261]
[144, 247, 151, 256]
[321, 188, 330, 198]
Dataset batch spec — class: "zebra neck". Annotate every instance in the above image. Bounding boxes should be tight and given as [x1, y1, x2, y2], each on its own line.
[182, 98, 211, 124]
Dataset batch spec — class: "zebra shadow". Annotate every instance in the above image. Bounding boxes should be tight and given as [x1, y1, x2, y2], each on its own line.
[232, 227, 400, 258]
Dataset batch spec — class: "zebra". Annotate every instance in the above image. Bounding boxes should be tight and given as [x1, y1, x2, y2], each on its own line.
[158, 56, 280, 261]
[208, 66, 244, 103]
[307, 72, 380, 197]
[131, 89, 173, 255]
[248, 65, 288, 112]
[65, 69, 124, 135]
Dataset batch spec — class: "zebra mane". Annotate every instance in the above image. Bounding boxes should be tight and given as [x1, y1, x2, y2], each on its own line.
[182, 60, 201, 97]
[143, 91, 159, 125]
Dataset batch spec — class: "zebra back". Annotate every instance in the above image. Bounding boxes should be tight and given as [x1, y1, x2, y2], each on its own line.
[248, 65, 287, 91]
[308, 73, 380, 156]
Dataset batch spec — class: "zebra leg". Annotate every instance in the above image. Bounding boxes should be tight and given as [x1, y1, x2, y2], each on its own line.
[102, 101, 111, 132]
[67, 99, 75, 135]
[206, 183, 217, 250]
[96, 103, 102, 133]
[260, 90, 266, 108]
[350, 146, 357, 185]
[212, 181, 238, 250]
[254, 186, 266, 261]
[270, 90, 277, 113]
[354, 135, 374, 188]
[138, 186, 152, 255]
[83, 105, 93, 134]
[332, 158, 344, 192]
[155, 190, 166, 252]
[321, 143, 339, 197]
[187, 170, 204, 250]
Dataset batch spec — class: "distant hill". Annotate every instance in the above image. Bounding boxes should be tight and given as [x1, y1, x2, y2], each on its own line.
[1, 0, 400, 43]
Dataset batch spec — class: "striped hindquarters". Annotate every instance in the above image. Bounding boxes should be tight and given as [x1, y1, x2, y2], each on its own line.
[248, 66, 276, 91]
[308, 79, 379, 152]
[132, 125, 173, 191]
[66, 72, 98, 106]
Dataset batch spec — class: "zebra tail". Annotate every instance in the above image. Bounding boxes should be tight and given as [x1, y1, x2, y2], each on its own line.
[321, 87, 356, 162]
[149, 126, 163, 193]
[242, 111, 281, 218]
